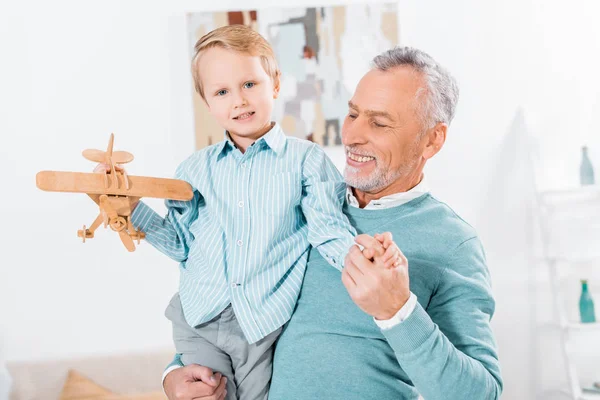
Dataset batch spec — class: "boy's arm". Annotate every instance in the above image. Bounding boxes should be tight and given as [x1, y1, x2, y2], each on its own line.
[130, 163, 200, 262]
[300, 144, 356, 271]
[380, 237, 503, 400]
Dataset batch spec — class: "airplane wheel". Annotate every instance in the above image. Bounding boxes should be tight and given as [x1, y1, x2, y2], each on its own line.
[109, 217, 127, 232]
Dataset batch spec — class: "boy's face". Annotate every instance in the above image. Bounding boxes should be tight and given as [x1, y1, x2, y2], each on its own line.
[198, 47, 279, 147]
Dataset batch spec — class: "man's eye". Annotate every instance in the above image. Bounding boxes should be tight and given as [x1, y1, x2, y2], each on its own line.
[216, 89, 228, 96]
[373, 122, 387, 128]
[243, 82, 255, 89]
[348, 113, 357, 119]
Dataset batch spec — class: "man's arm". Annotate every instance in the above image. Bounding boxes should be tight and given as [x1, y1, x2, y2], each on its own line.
[382, 237, 502, 400]
[300, 144, 356, 271]
[344, 235, 502, 400]
[130, 162, 200, 262]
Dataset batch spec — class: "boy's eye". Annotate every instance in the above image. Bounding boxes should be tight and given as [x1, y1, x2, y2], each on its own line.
[243, 82, 255, 89]
[216, 89, 228, 96]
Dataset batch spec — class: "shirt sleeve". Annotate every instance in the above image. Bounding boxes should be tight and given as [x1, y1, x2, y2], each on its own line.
[374, 291, 418, 330]
[380, 237, 503, 400]
[300, 144, 356, 271]
[130, 161, 200, 262]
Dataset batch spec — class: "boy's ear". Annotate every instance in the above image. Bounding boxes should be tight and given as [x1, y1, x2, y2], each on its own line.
[273, 72, 281, 99]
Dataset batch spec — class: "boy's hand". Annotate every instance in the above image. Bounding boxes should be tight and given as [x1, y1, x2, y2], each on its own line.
[363, 232, 402, 269]
[92, 163, 139, 211]
[93, 162, 125, 174]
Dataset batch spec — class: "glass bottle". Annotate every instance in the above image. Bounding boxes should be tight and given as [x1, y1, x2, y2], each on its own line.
[580, 146, 595, 186]
[579, 279, 596, 323]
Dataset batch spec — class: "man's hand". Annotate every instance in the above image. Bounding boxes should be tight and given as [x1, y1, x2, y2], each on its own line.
[342, 234, 410, 320]
[163, 365, 227, 400]
[364, 232, 402, 268]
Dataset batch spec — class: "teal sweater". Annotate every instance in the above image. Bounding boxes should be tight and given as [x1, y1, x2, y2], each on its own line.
[268, 194, 502, 399]
[166, 194, 502, 399]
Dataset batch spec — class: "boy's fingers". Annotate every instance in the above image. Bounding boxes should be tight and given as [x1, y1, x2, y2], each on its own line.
[355, 234, 384, 257]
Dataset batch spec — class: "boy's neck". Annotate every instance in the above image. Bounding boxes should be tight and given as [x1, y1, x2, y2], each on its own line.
[228, 121, 275, 153]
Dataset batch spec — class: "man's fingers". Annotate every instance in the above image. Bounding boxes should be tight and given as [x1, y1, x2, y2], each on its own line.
[355, 234, 385, 257]
[187, 365, 220, 387]
[341, 266, 357, 289]
[190, 376, 227, 399]
[362, 247, 376, 260]
[380, 243, 408, 269]
[379, 232, 393, 249]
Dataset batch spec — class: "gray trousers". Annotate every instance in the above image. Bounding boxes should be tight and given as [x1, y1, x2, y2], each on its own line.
[165, 293, 282, 400]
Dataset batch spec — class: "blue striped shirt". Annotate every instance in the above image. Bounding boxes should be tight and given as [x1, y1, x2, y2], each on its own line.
[131, 123, 356, 343]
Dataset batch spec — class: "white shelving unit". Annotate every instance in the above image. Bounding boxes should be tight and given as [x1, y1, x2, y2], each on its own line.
[535, 184, 600, 399]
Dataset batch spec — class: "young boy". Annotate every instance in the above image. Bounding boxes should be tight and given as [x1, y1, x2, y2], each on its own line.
[121, 25, 399, 399]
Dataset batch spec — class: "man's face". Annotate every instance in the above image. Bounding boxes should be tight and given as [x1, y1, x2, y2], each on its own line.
[198, 47, 278, 143]
[342, 66, 427, 194]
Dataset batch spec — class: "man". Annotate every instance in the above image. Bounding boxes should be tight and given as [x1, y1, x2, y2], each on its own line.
[162, 46, 503, 400]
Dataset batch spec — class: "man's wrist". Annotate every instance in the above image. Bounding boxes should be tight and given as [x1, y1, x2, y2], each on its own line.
[162, 365, 182, 393]
[374, 292, 417, 330]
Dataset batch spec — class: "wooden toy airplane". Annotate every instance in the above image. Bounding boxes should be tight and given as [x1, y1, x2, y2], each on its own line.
[36, 134, 194, 252]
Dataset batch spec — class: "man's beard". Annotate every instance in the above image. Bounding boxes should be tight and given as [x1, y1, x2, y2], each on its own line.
[344, 148, 419, 193]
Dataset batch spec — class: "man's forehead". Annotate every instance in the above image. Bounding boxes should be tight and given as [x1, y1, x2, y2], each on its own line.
[352, 68, 423, 113]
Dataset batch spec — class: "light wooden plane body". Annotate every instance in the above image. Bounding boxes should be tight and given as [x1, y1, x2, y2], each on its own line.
[36, 134, 193, 252]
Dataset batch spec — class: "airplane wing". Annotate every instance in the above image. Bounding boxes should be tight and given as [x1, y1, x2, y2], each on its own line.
[36, 171, 194, 201]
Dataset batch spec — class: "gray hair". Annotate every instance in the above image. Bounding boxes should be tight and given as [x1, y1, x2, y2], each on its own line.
[372, 46, 459, 129]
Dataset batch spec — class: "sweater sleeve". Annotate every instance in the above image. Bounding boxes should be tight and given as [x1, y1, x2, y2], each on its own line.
[380, 237, 503, 400]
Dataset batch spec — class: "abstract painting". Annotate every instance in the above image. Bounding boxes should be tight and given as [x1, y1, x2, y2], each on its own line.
[186, 4, 399, 149]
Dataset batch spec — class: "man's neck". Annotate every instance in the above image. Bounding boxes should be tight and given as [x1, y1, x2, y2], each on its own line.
[352, 172, 424, 209]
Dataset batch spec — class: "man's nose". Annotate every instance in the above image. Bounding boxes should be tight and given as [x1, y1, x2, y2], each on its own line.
[341, 117, 367, 146]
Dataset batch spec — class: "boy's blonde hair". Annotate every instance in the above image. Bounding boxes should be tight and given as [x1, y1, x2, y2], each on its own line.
[191, 24, 281, 100]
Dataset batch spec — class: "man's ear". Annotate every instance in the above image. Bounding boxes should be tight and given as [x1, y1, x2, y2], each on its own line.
[422, 122, 447, 160]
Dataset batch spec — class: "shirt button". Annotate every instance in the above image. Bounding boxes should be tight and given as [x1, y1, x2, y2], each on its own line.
[237, 240, 243, 246]
[231, 283, 237, 288]
[241, 162, 246, 168]
[238, 201, 244, 208]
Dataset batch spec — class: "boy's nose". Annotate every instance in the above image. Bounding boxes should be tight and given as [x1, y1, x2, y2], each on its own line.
[234, 94, 248, 108]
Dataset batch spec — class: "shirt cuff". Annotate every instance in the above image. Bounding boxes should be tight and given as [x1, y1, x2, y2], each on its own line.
[162, 364, 183, 394]
[130, 201, 158, 233]
[374, 292, 418, 330]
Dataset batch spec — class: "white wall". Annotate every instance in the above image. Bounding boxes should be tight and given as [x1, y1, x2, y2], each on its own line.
[2, 1, 600, 399]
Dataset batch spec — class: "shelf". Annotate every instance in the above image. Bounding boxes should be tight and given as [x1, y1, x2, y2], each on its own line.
[582, 389, 600, 399]
[538, 255, 600, 264]
[567, 322, 600, 331]
[539, 184, 600, 200]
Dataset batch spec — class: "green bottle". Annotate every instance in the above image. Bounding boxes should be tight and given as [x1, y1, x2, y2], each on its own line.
[579, 280, 596, 323]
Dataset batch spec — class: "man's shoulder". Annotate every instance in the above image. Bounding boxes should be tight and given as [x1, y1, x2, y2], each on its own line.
[421, 194, 477, 237]
[398, 194, 480, 254]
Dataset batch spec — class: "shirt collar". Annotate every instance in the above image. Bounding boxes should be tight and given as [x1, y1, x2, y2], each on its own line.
[216, 122, 286, 156]
[346, 175, 429, 210]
